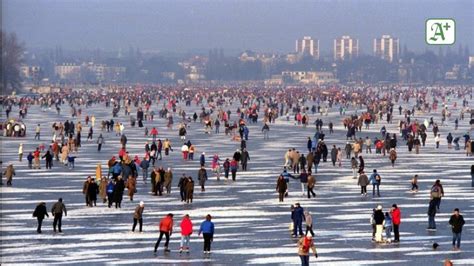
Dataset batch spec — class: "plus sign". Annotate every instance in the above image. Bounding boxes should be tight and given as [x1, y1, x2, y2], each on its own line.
[443, 22, 451, 31]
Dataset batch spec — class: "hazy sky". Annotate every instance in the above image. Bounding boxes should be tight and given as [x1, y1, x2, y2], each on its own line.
[3, 0, 473, 54]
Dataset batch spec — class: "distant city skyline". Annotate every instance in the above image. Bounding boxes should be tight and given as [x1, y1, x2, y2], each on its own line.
[3, 0, 473, 54]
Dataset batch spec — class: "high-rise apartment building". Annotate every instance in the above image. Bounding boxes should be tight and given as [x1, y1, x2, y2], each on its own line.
[334, 35, 359, 60]
[296, 36, 320, 59]
[374, 35, 399, 62]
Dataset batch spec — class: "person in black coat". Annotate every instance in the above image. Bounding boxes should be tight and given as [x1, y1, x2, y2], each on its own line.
[320, 142, 328, 162]
[449, 208, 466, 250]
[42, 151, 53, 169]
[298, 154, 306, 172]
[113, 177, 125, 208]
[33, 202, 49, 233]
[87, 180, 99, 207]
[389, 135, 397, 149]
[292, 203, 305, 237]
[358, 155, 365, 174]
[241, 149, 250, 171]
[233, 150, 242, 162]
[471, 165, 474, 187]
[307, 137, 312, 153]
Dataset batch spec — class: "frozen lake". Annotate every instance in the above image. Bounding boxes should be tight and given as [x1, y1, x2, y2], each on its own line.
[1, 94, 473, 265]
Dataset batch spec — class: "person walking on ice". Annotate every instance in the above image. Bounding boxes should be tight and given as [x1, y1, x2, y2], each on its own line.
[179, 214, 193, 253]
[132, 201, 144, 233]
[33, 202, 49, 233]
[297, 235, 318, 266]
[51, 198, 67, 233]
[449, 208, 465, 251]
[198, 214, 215, 254]
[369, 169, 381, 197]
[154, 213, 174, 253]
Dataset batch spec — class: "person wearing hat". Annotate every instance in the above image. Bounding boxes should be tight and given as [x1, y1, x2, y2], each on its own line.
[132, 201, 145, 232]
[373, 205, 385, 242]
[297, 234, 318, 266]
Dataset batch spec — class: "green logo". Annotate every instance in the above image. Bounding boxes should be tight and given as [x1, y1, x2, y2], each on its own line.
[426, 19, 455, 45]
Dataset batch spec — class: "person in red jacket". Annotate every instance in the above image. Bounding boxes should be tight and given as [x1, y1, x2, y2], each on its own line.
[390, 204, 401, 242]
[154, 213, 174, 253]
[150, 127, 158, 142]
[180, 214, 193, 253]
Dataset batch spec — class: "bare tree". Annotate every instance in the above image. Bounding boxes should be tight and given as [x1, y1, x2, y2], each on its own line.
[1, 31, 25, 93]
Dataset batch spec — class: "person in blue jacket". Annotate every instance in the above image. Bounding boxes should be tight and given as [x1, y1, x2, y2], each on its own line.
[369, 169, 381, 197]
[198, 214, 215, 254]
[112, 162, 122, 180]
[243, 126, 249, 140]
[281, 167, 295, 197]
[106, 180, 115, 208]
[27, 152, 34, 169]
[292, 203, 305, 237]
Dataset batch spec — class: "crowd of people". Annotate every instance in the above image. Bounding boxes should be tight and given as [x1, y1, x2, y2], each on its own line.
[1, 84, 473, 264]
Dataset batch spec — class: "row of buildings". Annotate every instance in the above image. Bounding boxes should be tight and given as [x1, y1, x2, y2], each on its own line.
[53, 62, 126, 81]
[296, 35, 399, 62]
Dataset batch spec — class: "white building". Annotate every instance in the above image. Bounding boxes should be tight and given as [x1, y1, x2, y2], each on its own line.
[296, 36, 320, 59]
[334, 36, 359, 60]
[281, 71, 338, 85]
[54, 63, 81, 79]
[374, 35, 399, 62]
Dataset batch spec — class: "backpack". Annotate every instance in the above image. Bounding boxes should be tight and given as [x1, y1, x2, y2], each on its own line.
[431, 186, 440, 198]
[375, 174, 381, 181]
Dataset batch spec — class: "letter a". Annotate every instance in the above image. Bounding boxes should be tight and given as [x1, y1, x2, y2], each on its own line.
[430, 23, 445, 41]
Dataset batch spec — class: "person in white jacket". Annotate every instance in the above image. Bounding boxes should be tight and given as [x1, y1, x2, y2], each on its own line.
[181, 144, 189, 160]
[435, 134, 440, 148]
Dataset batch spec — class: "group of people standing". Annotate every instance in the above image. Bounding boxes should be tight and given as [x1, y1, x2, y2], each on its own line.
[153, 213, 215, 254]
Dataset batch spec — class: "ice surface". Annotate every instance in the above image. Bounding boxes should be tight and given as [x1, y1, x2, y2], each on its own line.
[1, 95, 473, 265]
